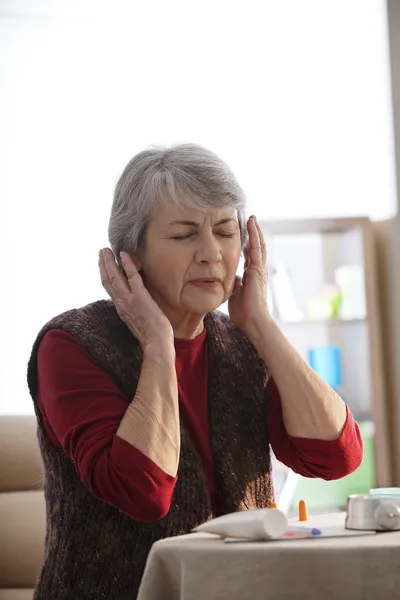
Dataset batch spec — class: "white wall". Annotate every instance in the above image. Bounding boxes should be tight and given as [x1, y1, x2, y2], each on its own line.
[0, 0, 397, 413]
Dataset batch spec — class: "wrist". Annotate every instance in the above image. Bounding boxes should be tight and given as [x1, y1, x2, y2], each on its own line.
[143, 340, 176, 362]
[245, 312, 275, 346]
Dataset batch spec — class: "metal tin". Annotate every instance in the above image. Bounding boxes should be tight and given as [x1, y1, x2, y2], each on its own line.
[346, 494, 400, 531]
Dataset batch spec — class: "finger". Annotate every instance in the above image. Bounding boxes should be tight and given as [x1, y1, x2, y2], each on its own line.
[246, 216, 263, 268]
[120, 251, 144, 289]
[243, 244, 249, 271]
[99, 250, 118, 301]
[253, 216, 267, 268]
[230, 275, 242, 296]
[102, 248, 131, 299]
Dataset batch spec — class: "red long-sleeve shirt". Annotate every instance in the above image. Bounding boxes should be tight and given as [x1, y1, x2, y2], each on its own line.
[37, 328, 363, 522]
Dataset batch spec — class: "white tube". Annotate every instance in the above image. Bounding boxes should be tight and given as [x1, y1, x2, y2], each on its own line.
[194, 508, 288, 540]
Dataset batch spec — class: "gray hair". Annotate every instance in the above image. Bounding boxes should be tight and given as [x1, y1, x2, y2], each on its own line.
[108, 143, 247, 264]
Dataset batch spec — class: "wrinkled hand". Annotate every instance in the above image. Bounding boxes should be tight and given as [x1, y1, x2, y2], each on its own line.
[99, 248, 174, 350]
[228, 216, 269, 336]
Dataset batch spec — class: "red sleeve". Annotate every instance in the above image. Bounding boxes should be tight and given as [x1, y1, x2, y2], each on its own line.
[266, 377, 363, 480]
[37, 329, 177, 522]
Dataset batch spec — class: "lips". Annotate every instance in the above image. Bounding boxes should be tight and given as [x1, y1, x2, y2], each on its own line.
[188, 277, 222, 289]
[190, 277, 222, 284]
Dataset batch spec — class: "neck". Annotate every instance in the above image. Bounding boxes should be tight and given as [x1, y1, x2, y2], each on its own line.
[173, 318, 204, 340]
[164, 310, 205, 340]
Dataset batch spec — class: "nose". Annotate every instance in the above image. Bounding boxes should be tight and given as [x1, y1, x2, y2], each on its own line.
[195, 231, 222, 265]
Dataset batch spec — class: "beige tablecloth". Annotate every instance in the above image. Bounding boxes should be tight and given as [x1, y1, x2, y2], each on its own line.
[138, 513, 400, 600]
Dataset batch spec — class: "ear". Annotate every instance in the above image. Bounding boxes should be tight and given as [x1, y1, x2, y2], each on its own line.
[132, 256, 142, 272]
[132, 255, 145, 281]
[117, 252, 142, 278]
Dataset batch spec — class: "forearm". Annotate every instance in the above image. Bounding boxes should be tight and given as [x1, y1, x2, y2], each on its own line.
[250, 315, 347, 440]
[117, 343, 180, 476]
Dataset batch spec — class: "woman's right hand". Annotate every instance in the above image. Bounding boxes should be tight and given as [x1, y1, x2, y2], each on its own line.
[99, 248, 174, 351]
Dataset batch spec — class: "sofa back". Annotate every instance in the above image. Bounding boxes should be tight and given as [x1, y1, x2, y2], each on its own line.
[0, 415, 45, 599]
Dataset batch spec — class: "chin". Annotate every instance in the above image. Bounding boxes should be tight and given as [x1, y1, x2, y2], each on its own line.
[191, 301, 221, 315]
[184, 294, 224, 315]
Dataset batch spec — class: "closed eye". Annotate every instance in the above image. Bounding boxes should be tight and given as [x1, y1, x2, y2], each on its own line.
[171, 232, 235, 240]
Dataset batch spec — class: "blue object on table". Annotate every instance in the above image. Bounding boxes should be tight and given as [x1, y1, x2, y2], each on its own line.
[308, 345, 342, 389]
[369, 488, 400, 496]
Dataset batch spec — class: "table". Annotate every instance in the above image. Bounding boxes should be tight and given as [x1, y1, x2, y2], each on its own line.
[137, 513, 400, 600]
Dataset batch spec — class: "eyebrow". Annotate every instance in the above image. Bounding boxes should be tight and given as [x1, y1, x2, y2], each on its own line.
[168, 218, 238, 227]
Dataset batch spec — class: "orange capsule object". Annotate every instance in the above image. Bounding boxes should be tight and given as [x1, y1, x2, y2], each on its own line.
[269, 502, 278, 509]
[298, 499, 308, 521]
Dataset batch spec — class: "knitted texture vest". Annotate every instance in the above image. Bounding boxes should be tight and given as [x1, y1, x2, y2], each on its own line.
[27, 300, 274, 600]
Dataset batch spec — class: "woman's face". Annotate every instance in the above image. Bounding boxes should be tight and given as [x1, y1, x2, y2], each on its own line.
[137, 201, 242, 319]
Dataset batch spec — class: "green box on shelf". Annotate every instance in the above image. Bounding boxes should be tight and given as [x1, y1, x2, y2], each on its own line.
[291, 421, 375, 510]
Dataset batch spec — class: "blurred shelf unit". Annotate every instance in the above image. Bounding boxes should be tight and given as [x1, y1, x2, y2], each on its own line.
[260, 216, 391, 487]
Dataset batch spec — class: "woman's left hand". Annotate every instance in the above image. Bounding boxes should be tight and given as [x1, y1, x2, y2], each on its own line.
[228, 215, 270, 337]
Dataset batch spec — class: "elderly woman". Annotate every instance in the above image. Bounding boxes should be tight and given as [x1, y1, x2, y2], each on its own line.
[27, 144, 362, 600]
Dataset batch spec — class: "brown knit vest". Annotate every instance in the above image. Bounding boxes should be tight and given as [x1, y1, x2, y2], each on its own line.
[27, 300, 274, 599]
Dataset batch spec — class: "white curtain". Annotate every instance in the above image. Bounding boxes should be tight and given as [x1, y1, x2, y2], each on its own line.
[0, 0, 397, 413]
